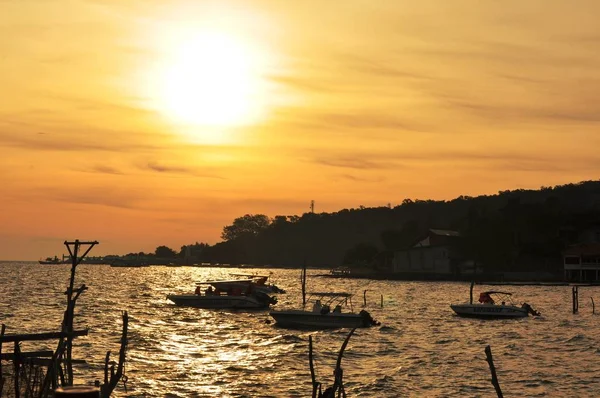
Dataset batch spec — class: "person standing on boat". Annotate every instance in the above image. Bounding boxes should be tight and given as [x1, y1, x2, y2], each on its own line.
[479, 292, 494, 304]
[313, 300, 322, 313]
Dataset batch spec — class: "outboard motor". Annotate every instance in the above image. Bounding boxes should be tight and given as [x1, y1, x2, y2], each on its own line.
[272, 284, 286, 294]
[359, 310, 380, 327]
[254, 291, 278, 306]
[522, 302, 541, 316]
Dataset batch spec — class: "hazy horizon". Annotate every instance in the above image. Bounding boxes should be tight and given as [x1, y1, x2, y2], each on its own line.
[2, 0, 600, 260]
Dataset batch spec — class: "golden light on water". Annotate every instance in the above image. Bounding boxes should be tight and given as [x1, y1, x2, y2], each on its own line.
[155, 31, 268, 138]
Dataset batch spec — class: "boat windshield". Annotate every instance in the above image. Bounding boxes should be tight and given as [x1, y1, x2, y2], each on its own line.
[307, 292, 353, 308]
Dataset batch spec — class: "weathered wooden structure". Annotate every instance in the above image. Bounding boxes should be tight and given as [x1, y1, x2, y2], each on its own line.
[485, 345, 503, 398]
[308, 328, 356, 398]
[0, 240, 129, 398]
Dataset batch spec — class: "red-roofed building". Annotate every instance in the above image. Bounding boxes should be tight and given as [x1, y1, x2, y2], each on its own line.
[563, 243, 600, 282]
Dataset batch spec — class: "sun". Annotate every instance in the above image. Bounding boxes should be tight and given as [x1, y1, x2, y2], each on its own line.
[158, 32, 266, 128]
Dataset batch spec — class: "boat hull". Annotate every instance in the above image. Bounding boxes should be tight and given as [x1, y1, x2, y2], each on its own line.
[450, 304, 528, 318]
[167, 294, 268, 309]
[269, 310, 370, 329]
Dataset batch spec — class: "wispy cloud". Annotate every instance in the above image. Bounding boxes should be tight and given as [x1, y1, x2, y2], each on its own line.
[140, 161, 224, 179]
[313, 156, 396, 170]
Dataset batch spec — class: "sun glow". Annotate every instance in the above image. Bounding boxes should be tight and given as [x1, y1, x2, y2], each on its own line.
[157, 32, 267, 129]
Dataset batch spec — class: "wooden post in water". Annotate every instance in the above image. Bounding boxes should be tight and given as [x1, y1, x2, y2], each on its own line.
[484, 345, 503, 398]
[308, 335, 318, 398]
[363, 290, 367, 307]
[592, 297, 595, 314]
[470, 281, 475, 304]
[301, 260, 307, 309]
[380, 294, 383, 308]
[572, 286, 579, 314]
[0, 324, 5, 396]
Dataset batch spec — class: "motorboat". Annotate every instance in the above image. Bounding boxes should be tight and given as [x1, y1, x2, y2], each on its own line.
[229, 273, 286, 294]
[39, 255, 70, 265]
[269, 292, 379, 329]
[167, 280, 277, 309]
[451, 291, 540, 319]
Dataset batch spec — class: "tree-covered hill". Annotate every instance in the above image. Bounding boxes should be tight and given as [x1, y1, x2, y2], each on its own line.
[178, 180, 600, 270]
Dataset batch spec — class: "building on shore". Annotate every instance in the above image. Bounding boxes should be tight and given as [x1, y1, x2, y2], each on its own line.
[392, 229, 477, 277]
[563, 243, 600, 282]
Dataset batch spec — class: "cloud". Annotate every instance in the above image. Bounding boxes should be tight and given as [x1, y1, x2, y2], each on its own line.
[340, 174, 385, 182]
[0, 131, 158, 152]
[268, 74, 340, 93]
[88, 165, 124, 175]
[272, 108, 423, 132]
[313, 156, 396, 170]
[140, 161, 224, 179]
[36, 187, 144, 210]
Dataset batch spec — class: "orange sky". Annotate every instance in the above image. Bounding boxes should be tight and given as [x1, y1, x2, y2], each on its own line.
[1, 1, 599, 260]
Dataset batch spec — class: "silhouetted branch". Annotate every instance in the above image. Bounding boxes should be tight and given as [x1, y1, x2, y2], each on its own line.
[0, 324, 5, 396]
[485, 345, 503, 398]
[101, 311, 129, 398]
[308, 335, 319, 398]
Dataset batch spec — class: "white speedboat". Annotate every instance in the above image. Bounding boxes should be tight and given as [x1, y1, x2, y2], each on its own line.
[269, 292, 379, 329]
[229, 273, 286, 294]
[451, 291, 540, 319]
[167, 281, 277, 309]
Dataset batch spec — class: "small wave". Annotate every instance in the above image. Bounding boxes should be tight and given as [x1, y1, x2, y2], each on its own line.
[566, 334, 586, 342]
[434, 338, 456, 345]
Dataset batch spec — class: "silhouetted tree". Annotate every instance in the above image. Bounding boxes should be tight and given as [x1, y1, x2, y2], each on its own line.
[155, 245, 176, 258]
[221, 214, 271, 241]
[343, 243, 379, 267]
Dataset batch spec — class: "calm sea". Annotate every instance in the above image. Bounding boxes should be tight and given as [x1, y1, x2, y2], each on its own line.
[1, 262, 599, 397]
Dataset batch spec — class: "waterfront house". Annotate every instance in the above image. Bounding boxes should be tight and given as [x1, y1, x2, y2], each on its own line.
[392, 229, 472, 276]
[563, 243, 600, 282]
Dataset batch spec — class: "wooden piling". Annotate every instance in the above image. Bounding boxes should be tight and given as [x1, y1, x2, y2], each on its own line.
[363, 290, 367, 307]
[573, 286, 579, 314]
[0, 324, 5, 396]
[592, 297, 595, 314]
[380, 294, 383, 308]
[484, 345, 503, 398]
[470, 281, 475, 304]
[308, 335, 318, 398]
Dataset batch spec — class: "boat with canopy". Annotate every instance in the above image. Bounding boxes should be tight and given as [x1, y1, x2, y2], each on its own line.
[167, 280, 277, 309]
[451, 290, 540, 318]
[269, 292, 379, 329]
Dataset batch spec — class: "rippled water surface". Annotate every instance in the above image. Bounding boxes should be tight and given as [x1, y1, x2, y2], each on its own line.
[1, 262, 600, 397]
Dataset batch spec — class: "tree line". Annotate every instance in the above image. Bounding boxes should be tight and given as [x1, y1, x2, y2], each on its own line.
[133, 180, 600, 272]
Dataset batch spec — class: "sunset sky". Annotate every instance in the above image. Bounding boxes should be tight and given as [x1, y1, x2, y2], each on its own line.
[1, 1, 599, 260]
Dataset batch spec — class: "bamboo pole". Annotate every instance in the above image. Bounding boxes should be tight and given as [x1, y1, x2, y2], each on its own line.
[484, 345, 503, 398]
[470, 281, 475, 304]
[301, 261, 307, 308]
[14, 341, 21, 398]
[308, 335, 318, 398]
[0, 324, 5, 397]
[0, 330, 88, 343]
